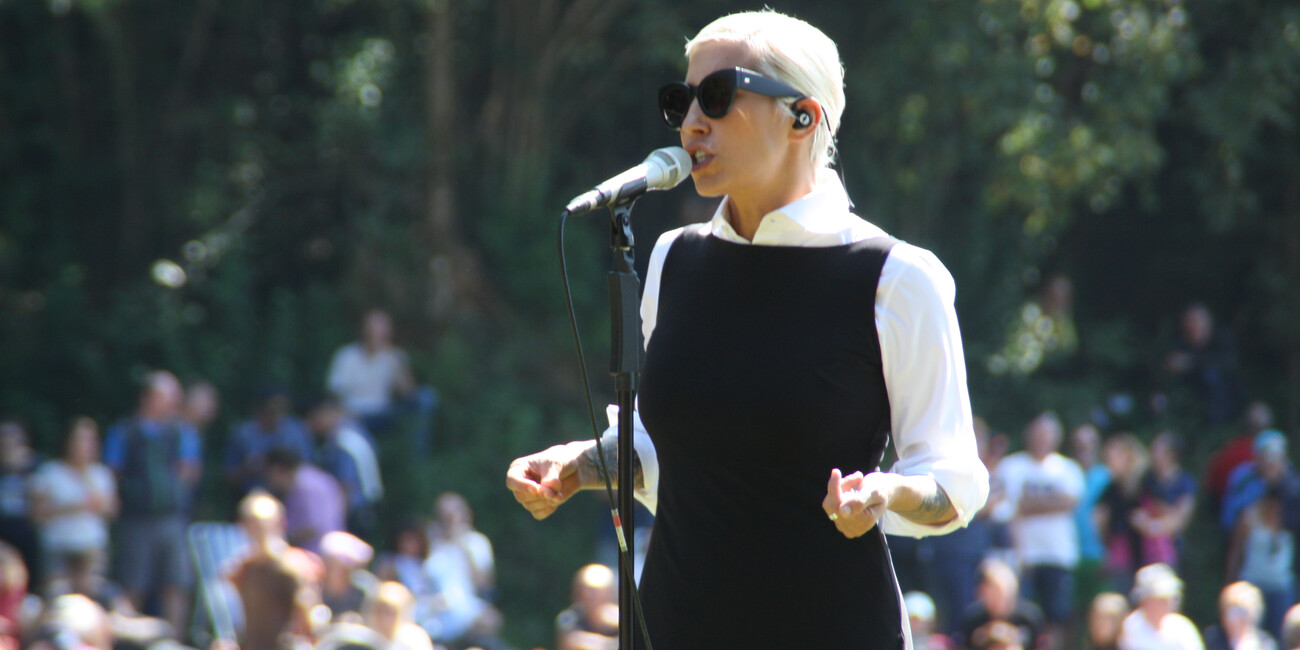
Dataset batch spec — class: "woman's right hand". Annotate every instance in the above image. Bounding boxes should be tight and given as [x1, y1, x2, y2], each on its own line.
[505, 441, 591, 520]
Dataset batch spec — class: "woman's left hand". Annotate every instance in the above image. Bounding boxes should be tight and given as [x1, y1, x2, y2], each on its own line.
[822, 469, 894, 539]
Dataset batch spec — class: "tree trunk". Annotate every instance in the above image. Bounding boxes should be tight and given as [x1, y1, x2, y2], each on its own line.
[91, 5, 145, 278]
[424, 0, 494, 324]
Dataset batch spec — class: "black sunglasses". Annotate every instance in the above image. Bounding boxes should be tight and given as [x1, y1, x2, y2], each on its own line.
[658, 67, 804, 130]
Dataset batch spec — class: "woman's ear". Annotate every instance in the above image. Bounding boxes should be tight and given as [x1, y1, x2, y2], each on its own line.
[789, 98, 822, 141]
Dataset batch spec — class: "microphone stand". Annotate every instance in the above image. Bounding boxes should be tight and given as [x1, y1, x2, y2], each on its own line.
[607, 197, 642, 650]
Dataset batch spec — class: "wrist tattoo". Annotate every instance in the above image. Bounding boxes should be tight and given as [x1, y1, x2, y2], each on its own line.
[579, 441, 644, 490]
[903, 485, 954, 524]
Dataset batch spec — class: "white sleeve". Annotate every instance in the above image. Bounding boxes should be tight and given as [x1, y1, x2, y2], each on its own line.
[590, 227, 686, 515]
[875, 243, 990, 538]
[599, 404, 659, 515]
[326, 345, 351, 394]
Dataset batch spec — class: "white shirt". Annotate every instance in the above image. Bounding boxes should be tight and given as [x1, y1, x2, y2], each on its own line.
[605, 172, 990, 538]
[327, 343, 408, 416]
[337, 424, 384, 502]
[30, 460, 116, 553]
[1119, 611, 1205, 650]
[994, 451, 1085, 567]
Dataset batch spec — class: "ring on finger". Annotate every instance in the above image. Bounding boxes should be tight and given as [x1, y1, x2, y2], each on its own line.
[827, 512, 839, 521]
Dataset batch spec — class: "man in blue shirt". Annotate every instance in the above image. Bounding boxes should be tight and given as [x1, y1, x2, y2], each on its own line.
[1221, 430, 1300, 533]
[103, 370, 201, 633]
[223, 385, 312, 497]
[303, 395, 383, 539]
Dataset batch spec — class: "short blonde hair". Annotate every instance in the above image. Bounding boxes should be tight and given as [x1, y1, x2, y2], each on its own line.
[685, 10, 845, 170]
[1220, 581, 1265, 625]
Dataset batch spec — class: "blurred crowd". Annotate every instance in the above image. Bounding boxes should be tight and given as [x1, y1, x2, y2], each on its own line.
[0, 292, 1296, 650]
[893, 299, 1300, 649]
[0, 308, 516, 650]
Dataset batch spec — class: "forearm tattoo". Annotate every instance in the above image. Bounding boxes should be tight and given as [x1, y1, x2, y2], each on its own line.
[578, 441, 644, 490]
[900, 484, 955, 524]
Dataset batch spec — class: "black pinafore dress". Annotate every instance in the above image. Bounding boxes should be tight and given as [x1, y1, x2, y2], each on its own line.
[636, 228, 905, 649]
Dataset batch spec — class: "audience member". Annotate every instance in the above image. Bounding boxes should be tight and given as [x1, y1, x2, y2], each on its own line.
[1137, 431, 1197, 570]
[1096, 433, 1149, 595]
[929, 418, 1002, 633]
[28, 417, 117, 586]
[363, 582, 433, 650]
[29, 594, 112, 650]
[1162, 302, 1243, 426]
[224, 386, 313, 497]
[375, 519, 437, 600]
[1281, 604, 1300, 649]
[263, 448, 346, 554]
[1227, 487, 1294, 641]
[994, 412, 1084, 646]
[1118, 563, 1203, 649]
[304, 396, 383, 537]
[1071, 423, 1112, 608]
[980, 418, 1017, 571]
[1203, 581, 1278, 650]
[555, 564, 617, 650]
[183, 380, 222, 435]
[987, 274, 1079, 377]
[102, 370, 200, 632]
[1221, 430, 1300, 533]
[1088, 592, 1130, 650]
[905, 591, 956, 650]
[45, 549, 174, 648]
[420, 526, 503, 650]
[431, 493, 494, 600]
[1206, 402, 1276, 511]
[956, 558, 1046, 650]
[327, 309, 416, 434]
[227, 490, 324, 650]
[0, 542, 28, 639]
[320, 531, 375, 623]
[0, 420, 43, 591]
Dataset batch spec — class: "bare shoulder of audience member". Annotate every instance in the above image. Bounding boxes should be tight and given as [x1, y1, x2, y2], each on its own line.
[29, 594, 111, 650]
[229, 491, 323, 650]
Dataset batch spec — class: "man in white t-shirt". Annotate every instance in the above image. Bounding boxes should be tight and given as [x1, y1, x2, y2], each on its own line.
[326, 309, 438, 453]
[327, 309, 415, 423]
[994, 411, 1084, 647]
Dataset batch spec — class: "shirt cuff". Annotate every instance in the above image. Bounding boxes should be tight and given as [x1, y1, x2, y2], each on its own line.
[602, 405, 659, 515]
[880, 457, 990, 538]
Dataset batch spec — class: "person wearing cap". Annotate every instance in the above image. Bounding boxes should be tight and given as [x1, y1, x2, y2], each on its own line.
[904, 591, 954, 650]
[1117, 563, 1203, 650]
[1226, 484, 1295, 641]
[1221, 430, 1300, 532]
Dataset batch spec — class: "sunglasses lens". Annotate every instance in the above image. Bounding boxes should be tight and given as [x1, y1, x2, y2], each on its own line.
[698, 73, 735, 118]
[658, 83, 691, 128]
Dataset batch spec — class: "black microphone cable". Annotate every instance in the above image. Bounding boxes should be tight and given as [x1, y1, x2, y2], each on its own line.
[555, 210, 655, 650]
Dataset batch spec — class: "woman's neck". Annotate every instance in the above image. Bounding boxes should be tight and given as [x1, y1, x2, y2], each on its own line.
[724, 165, 817, 241]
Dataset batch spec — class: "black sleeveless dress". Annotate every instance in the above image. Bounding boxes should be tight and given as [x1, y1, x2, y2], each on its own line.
[636, 228, 906, 649]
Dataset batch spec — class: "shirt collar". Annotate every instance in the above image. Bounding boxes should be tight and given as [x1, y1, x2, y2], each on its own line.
[707, 170, 878, 246]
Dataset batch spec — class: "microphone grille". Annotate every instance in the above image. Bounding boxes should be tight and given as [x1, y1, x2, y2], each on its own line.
[648, 146, 692, 189]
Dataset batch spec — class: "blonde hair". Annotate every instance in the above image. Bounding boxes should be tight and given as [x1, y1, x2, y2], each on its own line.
[685, 10, 845, 170]
[1220, 581, 1265, 625]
